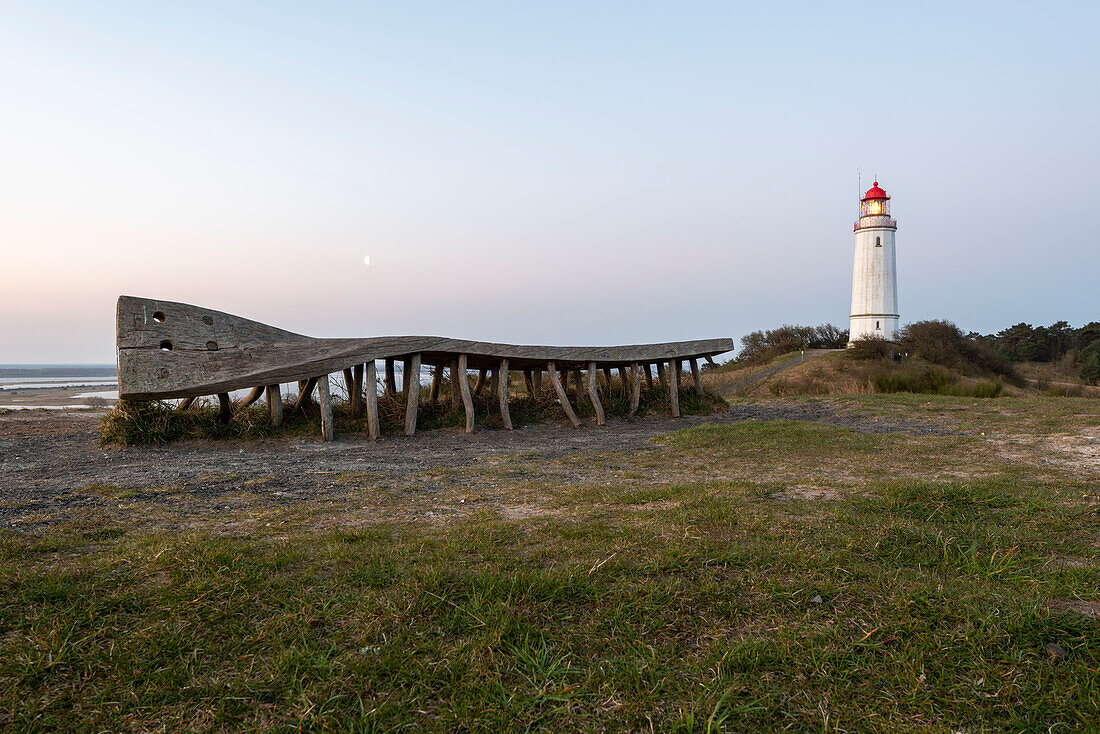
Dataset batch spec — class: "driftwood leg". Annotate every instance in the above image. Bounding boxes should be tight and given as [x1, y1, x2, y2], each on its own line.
[474, 369, 488, 397]
[705, 356, 717, 367]
[450, 360, 461, 407]
[217, 393, 232, 423]
[364, 361, 380, 440]
[293, 377, 317, 412]
[656, 362, 667, 389]
[343, 368, 355, 402]
[690, 358, 704, 396]
[618, 366, 630, 397]
[548, 362, 582, 428]
[429, 366, 442, 404]
[239, 386, 265, 411]
[458, 354, 474, 433]
[351, 363, 364, 416]
[602, 367, 613, 390]
[523, 370, 535, 397]
[266, 385, 283, 426]
[402, 357, 413, 399]
[532, 370, 542, 394]
[489, 368, 499, 404]
[405, 353, 421, 436]
[385, 359, 397, 395]
[498, 358, 513, 430]
[586, 362, 605, 426]
[573, 369, 585, 407]
[317, 374, 334, 441]
[667, 361, 680, 418]
[629, 362, 641, 416]
[644, 364, 654, 389]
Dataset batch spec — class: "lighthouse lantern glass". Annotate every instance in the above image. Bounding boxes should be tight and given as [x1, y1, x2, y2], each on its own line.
[860, 198, 890, 217]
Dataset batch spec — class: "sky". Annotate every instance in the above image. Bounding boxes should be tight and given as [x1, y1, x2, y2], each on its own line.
[1, 1, 1097, 364]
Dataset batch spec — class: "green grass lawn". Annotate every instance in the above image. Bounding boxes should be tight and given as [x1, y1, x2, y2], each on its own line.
[3, 398, 1099, 731]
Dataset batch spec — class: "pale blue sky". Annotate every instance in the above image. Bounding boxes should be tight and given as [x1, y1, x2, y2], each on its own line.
[1, 1, 1097, 363]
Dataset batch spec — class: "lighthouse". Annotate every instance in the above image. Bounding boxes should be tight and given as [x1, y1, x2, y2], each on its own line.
[849, 181, 899, 344]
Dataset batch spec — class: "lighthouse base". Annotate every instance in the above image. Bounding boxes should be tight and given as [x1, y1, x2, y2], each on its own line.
[848, 315, 898, 345]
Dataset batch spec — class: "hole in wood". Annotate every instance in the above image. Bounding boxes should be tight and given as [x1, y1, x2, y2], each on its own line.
[152, 311, 166, 323]
[159, 340, 173, 351]
[202, 315, 214, 326]
[206, 341, 218, 351]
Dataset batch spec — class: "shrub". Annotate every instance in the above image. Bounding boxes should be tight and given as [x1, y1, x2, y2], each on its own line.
[900, 321, 1017, 380]
[737, 323, 848, 364]
[871, 366, 1002, 398]
[847, 335, 894, 361]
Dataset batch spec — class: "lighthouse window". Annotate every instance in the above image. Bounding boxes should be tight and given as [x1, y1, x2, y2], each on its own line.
[876, 321, 881, 330]
[875, 237, 882, 247]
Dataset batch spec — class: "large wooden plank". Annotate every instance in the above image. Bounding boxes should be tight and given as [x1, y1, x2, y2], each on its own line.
[404, 353, 421, 436]
[586, 362, 605, 426]
[116, 296, 734, 400]
[457, 354, 474, 433]
[364, 361, 380, 440]
[548, 362, 581, 428]
[317, 374, 334, 441]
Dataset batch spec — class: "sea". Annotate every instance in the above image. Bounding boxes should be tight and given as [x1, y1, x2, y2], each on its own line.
[0, 363, 431, 409]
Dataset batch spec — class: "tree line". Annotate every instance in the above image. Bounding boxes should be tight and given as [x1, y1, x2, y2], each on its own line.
[973, 321, 1100, 385]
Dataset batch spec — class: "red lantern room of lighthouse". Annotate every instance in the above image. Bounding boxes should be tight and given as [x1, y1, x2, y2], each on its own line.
[858, 181, 891, 219]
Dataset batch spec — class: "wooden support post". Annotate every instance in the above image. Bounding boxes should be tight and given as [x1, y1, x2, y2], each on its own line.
[216, 393, 232, 423]
[690, 358, 704, 396]
[402, 357, 413, 399]
[498, 358, 513, 429]
[239, 385, 265, 411]
[644, 364, 654, 389]
[404, 353, 421, 436]
[675, 360, 684, 388]
[429, 365, 442, 404]
[350, 364, 364, 416]
[364, 361, 380, 439]
[458, 354, 474, 433]
[293, 377, 317, 412]
[548, 362, 582, 428]
[523, 370, 535, 397]
[618, 366, 630, 397]
[317, 374, 334, 441]
[586, 362, 605, 426]
[574, 368, 585, 407]
[450, 360, 461, 407]
[532, 369, 542, 394]
[266, 385, 283, 426]
[489, 368, 499, 403]
[385, 359, 397, 395]
[474, 369, 488, 397]
[602, 367, 613, 389]
[656, 362, 667, 389]
[343, 368, 355, 402]
[705, 355, 717, 367]
[667, 360, 680, 418]
[629, 363, 641, 416]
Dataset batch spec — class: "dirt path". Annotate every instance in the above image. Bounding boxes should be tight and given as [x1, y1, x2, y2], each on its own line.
[0, 402, 950, 530]
[729, 349, 833, 394]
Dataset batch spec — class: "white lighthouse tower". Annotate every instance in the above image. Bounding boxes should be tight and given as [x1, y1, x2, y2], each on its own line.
[849, 181, 899, 344]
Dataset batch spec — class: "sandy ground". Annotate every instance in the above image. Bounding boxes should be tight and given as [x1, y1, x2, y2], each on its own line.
[0, 384, 117, 408]
[0, 402, 954, 532]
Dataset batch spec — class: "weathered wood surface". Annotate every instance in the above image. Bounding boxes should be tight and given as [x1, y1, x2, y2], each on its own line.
[586, 362, 605, 426]
[404, 353, 421, 435]
[497, 358, 512, 430]
[629, 362, 641, 416]
[117, 296, 732, 400]
[690, 358, 704, 396]
[364, 361, 380, 439]
[317, 374, 334, 441]
[350, 363, 363, 416]
[384, 359, 397, 395]
[548, 362, 582, 428]
[266, 384, 283, 426]
[667, 360, 680, 418]
[457, 354, 474, 433]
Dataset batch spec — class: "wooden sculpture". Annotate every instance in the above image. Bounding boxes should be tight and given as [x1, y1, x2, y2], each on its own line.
[116, 296, 733, 440]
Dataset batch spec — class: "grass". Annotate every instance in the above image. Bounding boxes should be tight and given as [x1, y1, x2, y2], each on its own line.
[100, 379, 728, 446]
[4, 395, 1099, 730]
